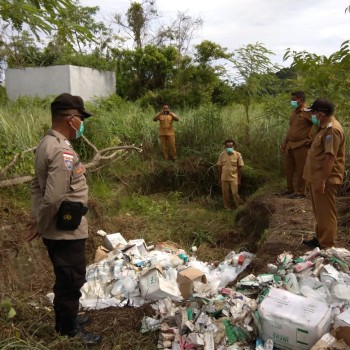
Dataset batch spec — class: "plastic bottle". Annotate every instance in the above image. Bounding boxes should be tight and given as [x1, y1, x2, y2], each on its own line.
[264, 338, 274, 350]
[300, 285, 327, 303]
[285, 273, 300, 294]
[332, 278, 350, 301]
[255, 338, 265, 350]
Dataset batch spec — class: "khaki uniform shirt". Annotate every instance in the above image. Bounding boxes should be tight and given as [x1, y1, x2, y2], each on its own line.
[31, 129, 89, 240]
[154, 112, 178, 136]
[285, 105, 314, 150]
[303, 116, 345, 185]
[216, 151, 244, 183]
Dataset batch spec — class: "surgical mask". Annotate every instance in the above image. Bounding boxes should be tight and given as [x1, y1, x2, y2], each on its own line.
[71, 117, 85, 138]
[226, 147, 234, 154]
[290, 100, 298, 108]
[311, 114, 320, 127]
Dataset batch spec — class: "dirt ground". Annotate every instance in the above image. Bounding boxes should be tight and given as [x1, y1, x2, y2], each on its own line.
[1, 190, 350, 349]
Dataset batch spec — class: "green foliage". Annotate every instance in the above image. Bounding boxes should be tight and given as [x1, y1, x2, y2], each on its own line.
[0, 86, 8, 106]
[283, 40, 350, 121]
[0, 298, 16, 320]
[0, 0, 98, 42]
[229, 42, 281, 132]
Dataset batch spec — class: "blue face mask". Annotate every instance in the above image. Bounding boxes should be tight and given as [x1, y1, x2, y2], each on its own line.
[311, 114, 320, 127]
[226, 147, 234, 154]
[290, 100, 298, 108]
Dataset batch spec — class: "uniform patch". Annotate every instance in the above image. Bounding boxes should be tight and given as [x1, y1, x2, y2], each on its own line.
[325, 135, 332, 142]
[63, 152, 74, 171]
[76, 165, 85, 174]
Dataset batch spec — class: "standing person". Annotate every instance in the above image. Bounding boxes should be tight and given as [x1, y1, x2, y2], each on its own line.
[302, 98, 345, 249]
[153, 104, 179, 161]
[280, 91, 314, 199]
[216, 140, 244, 210]
[26, 93, 101, 345]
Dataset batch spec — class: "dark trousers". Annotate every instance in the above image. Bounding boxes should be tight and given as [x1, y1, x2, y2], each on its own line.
[43, 238, 86, 335]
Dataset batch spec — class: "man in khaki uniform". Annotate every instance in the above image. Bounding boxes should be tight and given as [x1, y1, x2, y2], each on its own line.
[27, 93, 100, 345]
[216, 140, 244, 209]
[153, 104, 179, 160]
[302, 99, 345, 249]
[280, 91, 314, 199]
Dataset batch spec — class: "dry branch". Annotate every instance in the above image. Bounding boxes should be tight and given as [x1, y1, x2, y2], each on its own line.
[0, 136, 142, 188]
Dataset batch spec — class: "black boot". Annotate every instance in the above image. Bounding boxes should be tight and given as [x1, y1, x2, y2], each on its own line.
[302, 237, 320, 248]
[59, 316, 101, 345]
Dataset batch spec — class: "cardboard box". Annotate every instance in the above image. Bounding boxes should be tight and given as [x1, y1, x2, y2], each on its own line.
[94, 245, 110, 262]
[176, 267, 207, 299]
[139, 266, 182, 301]
[334, 309, 350, 345]
[128, 239, 149, 256]
[258, 288, 332, 350]
[103, 232, 127, 250]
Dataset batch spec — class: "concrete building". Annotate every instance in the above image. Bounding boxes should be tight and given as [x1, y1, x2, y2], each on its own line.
[5, 65, 116, 101]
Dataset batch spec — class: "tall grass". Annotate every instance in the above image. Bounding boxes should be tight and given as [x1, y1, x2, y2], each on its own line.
[3, 93, 349, 182]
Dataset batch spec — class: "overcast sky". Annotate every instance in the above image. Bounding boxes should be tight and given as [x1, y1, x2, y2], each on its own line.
[81, 0, 350, 66]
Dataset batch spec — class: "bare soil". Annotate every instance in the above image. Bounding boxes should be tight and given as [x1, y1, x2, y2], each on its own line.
[1, 190, 350, 349]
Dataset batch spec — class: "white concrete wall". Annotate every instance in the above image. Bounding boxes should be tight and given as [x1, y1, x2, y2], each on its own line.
[5, 65, 116, 101]
[69, 66, 116, 101]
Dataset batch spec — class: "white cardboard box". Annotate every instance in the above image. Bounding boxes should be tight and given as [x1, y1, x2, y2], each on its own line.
[139, 266, 182, 301]
[103, 232, 128, 250]
[258, 288, 332, 350]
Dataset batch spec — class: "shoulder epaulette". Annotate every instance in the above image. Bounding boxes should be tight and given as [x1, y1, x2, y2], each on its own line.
[326, 122, 333, 128]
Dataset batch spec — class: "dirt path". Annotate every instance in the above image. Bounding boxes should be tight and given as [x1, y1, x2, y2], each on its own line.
[249, 191, 350, 274]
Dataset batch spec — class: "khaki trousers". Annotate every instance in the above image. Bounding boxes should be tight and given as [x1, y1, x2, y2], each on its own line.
[309, 183, 338, 248]
[160, 135, 177, 160]
[286, 145, 309, 195]
[221, 181, 239, 209]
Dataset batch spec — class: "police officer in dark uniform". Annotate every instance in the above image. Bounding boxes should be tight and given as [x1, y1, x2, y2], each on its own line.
[27, 93, 101, 345]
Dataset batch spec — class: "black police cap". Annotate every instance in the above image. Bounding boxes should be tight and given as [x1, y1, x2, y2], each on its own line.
[304, 98, 334, 114]
[51, 93, 92, 118]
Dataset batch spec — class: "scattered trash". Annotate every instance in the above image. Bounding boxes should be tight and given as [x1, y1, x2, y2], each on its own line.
[45, 229, 350, 349]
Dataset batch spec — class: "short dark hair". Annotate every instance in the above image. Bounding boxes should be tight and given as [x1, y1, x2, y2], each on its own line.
[291, 91, 305, 101]
[224, 139, 236, 146]
[51, 109, 69, 120]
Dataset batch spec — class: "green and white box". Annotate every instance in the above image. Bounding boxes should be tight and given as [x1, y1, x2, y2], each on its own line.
[258, 287, 331, 349]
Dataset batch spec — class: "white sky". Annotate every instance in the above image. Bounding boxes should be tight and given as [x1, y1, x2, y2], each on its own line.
[81, 0, 350, 66]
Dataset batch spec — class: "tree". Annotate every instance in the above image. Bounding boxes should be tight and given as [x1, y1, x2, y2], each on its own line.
[0, 0, 97, 42]
[153, 11, 202, 55]
[229, 42, 280, 140]
[283, 40, 350, 119]
[113, 44, 179, 99]
[114, 0, 158, 49]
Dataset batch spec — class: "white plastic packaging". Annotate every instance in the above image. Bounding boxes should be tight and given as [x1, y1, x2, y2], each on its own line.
[285, 273, 300, 294]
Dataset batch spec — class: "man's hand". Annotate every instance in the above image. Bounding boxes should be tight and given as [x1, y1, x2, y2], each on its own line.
[280, 144, 286, 155]
[315, 180, 326, 194]
[25, 218, 41, 242]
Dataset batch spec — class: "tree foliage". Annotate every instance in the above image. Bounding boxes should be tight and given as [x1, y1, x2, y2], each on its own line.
[0, 0, 97, 42]
[229, 42, 280, 131]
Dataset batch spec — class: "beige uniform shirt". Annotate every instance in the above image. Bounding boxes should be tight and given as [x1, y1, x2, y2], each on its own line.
[216, 151, 244, 183]
[285, 105, 314, 149]
[154, 112, 178, 136]
[303, 116, 345, 185]
[31, 129, 89, 240]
